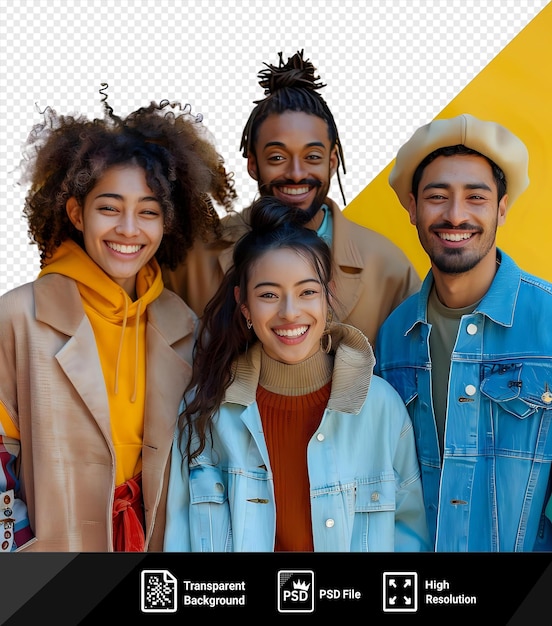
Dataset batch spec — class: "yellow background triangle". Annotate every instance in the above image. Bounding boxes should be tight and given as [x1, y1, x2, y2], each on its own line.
[344, 2, 552, 282]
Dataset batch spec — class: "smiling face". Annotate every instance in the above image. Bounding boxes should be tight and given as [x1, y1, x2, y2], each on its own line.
[238, 247, 329, 364]
[66, 164, 164, 298]
[408, 154, 507, 276]
[248, 111, 338, 223]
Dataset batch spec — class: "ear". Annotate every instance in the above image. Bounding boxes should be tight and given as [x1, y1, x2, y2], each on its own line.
[247, 154, 259, 181]
[66, 197, 84, 232]
[329, 146, 339, 178]
[497, 194, 508, 226]
[407, 193, 417, 226]
[234, 286, 251, 320]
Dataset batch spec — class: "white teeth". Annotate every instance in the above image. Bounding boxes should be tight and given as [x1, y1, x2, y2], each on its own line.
[274, 326, 308, 337]
[280, 186, 310, 196]
[107, 242, 142, 254]
[439, 232, 472, 242]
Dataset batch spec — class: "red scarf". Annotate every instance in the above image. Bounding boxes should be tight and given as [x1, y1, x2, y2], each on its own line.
[112, 473, 145, 551]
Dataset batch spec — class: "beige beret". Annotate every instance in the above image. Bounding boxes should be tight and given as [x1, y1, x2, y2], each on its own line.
[388, 113, 529, 210]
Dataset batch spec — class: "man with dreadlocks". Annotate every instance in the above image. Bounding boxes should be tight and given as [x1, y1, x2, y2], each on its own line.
[163, 50, 420, 344]
[0, 87, 236, 551]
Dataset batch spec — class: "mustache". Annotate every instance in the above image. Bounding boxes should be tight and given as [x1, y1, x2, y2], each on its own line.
[431, 222, 482, 232]
[258, 177, 322, 194]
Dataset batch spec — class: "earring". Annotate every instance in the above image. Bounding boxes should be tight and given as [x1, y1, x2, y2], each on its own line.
[321, 332, 332, 354]
[320, 308, 334, 353]
[246, 319, 253, 330]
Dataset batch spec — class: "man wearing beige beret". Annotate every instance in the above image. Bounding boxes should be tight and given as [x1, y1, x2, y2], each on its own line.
[374, 114, 552, 551]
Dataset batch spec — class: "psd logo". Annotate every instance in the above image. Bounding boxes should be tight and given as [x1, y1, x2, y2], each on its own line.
[277, 570, 314, 613]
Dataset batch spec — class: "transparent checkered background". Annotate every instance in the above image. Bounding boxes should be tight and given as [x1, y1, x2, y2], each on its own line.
[1, 0, 548, 295]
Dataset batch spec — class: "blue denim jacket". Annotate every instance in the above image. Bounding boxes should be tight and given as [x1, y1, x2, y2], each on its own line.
[165, 325, 430, 552]
[375, 250, 552, 551]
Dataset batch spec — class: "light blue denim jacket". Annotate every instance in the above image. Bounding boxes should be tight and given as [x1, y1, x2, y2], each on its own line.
[375, 250, 552, 551]
[164, 324, 430, 552]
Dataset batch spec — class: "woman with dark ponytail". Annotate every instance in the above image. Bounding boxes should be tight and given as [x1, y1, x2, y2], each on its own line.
[165, 196, 429, 552]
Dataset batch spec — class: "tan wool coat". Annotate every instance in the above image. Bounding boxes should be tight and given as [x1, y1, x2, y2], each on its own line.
[0, 274, 196, 551]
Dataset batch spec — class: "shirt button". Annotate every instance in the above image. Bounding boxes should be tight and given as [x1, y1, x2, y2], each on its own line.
[215, 482, 225, 493]
[467, 323, 478, 335]
[325, 519, 335, 528]
[371, 492, 380, 502]
[465, 384, 477, 396]
[316, 433, 325, 442]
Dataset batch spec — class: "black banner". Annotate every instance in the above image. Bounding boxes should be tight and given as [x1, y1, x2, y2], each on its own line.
[1, 552, 551, 624]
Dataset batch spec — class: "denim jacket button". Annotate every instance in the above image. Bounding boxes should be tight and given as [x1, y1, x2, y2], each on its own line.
[325, 518, 335, 528]
[215, 482, 225, 493]
[371, 491, 380, 502]
[467, 323, 478, 335]
[316, 433, 325, 442]
[465, 384, 477, 396]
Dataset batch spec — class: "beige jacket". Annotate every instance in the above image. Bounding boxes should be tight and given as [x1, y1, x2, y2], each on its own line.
[0, 274, 196, 551]
[163, 199, 421, 345]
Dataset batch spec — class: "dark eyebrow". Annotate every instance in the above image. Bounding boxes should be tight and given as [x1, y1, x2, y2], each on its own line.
[253, 278, 321, 289]
[263, 141, 326, 149]
[94, 192, 159, 202]
[422, 182, 492, 193]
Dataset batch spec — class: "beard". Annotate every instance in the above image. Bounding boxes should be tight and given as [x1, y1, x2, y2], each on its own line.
[257, 176, 329, 223]
[431, 248, 483, 274]
[424, 222, 497, 275]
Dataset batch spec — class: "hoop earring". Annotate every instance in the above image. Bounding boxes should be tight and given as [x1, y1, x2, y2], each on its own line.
[321, 308, 334, 353]
[246, 319, 253, 330]
[321, 332, 332, 354]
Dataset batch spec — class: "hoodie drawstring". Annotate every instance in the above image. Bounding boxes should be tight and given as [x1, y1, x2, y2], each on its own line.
[113, 295, 141, 403]
[114, 295, 128, 397]
[131, 300, 142, 403]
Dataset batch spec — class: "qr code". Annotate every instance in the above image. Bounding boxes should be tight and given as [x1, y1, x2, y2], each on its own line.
[140, 569, 178, 613]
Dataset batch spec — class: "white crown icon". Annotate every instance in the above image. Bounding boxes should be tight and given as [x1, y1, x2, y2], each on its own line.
[293, 580, 311, 591]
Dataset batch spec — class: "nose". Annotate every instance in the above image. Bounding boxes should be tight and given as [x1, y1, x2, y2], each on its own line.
[279, 295, 300, 320]
[442, 196, 469, 226]
[115, 211, 140, 237]
[287, 156, 308, 181]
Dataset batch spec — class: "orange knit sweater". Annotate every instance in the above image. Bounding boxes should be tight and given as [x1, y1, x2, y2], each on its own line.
[256, 349, 333, 551]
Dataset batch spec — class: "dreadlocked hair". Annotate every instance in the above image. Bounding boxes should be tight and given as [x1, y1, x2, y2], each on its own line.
[240, 50, 347, 205]
[19, 84, 237, 268]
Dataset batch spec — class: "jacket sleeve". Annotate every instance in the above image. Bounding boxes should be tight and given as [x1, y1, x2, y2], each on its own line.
[0, 430, 34, 551]
[389, 394, 431, 552]
[163, 427, 192, 551]
[0, 293, 35, 550]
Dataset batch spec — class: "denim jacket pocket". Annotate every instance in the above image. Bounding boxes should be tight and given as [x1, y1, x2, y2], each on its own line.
[481, 362, 552, 419]
[188, 465, 232, 551]
[354, 476, 396, 513]
[189, 465, 227, 504]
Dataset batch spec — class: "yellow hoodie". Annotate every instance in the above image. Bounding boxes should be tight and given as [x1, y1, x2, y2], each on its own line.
[38, 239, 164, 486]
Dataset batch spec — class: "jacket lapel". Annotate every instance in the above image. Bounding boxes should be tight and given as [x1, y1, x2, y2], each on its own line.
[35, 275, 113, 443]
[141, 292, 196, 539]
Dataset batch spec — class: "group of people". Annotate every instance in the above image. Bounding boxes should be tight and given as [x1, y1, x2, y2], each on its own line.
[1, 51, 550, 553]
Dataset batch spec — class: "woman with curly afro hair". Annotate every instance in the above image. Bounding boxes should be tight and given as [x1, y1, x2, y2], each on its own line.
[0, 86, 237, 552]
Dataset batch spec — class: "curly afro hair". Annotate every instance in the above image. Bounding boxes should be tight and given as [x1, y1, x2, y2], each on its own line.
[19, 84, 237, 268]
